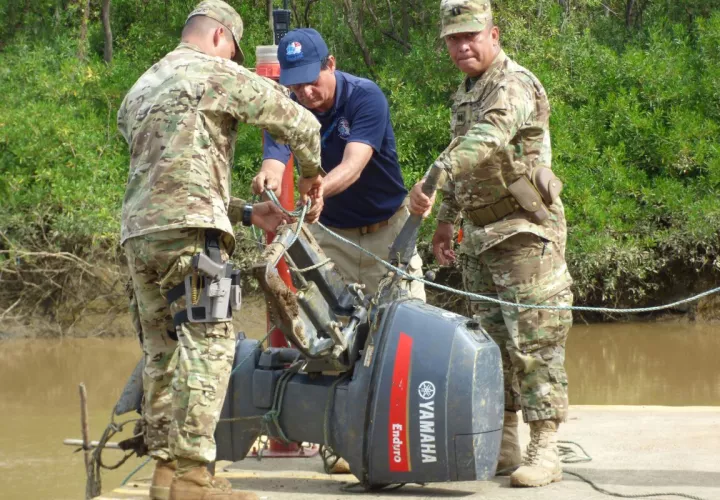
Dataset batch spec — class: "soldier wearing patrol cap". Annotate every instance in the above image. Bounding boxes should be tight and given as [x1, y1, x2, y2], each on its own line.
[117, 1, 322, 498]
[185, 0, 246, 64]
[410, 0, 574, 488]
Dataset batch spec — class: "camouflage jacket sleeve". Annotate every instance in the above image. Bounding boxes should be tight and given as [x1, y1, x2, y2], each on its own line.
[227, 197, 248, 225]
[207, 65, 322, 178]
[437, 178, 461, 224]
[436, 75, 535, 222]
[116, 96, 130, 145]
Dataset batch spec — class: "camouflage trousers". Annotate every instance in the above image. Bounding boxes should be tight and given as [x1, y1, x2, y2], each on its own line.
[461, 232, 573, 423]
[123, 228, 236, 463]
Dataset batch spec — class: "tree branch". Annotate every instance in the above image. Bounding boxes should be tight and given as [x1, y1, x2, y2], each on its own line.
[267, 0, 274, 43]
[625, 0, 636, 28]
[101, 0, 113, 63]
[342, 0, 375, 70]
[78, 0, 91, 61]
[304, 0, 319, 27]
[362, 0, 411, 50]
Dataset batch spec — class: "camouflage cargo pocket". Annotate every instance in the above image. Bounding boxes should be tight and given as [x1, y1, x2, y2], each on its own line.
[204, 321, 232, 339]
[516, 288, 573, 350]
[203, 323, 234, 363]
[460, 254, 497, 318]
[184, 372, 219, 438]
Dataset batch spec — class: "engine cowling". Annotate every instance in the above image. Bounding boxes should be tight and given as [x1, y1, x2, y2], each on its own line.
[216, 299, 504, 486]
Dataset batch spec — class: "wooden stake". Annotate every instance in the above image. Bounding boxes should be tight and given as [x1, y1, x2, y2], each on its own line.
[79, 383, 92, 499]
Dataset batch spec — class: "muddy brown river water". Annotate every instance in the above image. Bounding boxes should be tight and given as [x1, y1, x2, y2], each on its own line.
[1, 314, 718, 500]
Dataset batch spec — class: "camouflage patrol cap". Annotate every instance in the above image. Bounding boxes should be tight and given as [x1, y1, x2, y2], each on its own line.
[186, 0, 245, 64]
[440, 0, 492, 38]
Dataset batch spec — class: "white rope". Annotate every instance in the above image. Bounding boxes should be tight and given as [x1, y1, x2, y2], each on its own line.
[288, 258, 332, 273]
[260, 189, 719, 313]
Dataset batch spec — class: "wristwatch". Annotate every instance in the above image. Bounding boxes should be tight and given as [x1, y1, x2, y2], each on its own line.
[241, 204, 253, 227]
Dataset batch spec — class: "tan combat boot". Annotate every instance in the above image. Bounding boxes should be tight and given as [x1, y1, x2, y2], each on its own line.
[150, 459, 176, 500]
[210, 475, 232, 491]
[495, 411, 522, 476]
[328, 457, 351, 474]
[169, 467, 258, 500]
[510, 419, 562, 487]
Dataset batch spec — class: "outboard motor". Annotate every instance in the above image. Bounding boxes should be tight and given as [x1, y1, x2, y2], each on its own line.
[216, 166, 504, 488]
[216, 298, 503, 486]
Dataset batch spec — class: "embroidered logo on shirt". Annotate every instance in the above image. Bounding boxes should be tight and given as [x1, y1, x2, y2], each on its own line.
[286, 42, 304, 62]
[338, 117, 351, 139]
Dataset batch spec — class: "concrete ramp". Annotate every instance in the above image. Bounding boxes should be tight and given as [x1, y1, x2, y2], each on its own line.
[96, 406, 720, 500]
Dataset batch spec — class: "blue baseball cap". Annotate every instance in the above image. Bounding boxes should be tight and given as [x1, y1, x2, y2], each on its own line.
[277, 28, 329, 86]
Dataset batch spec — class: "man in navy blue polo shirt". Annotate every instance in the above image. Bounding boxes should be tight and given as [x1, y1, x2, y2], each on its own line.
[253, 28, 425, 302]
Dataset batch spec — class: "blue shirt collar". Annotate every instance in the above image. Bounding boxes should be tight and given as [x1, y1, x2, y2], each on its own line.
[331, 71, 346, 113]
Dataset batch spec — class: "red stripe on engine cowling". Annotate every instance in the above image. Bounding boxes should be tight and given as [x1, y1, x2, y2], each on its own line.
[388, 332, 413, 472]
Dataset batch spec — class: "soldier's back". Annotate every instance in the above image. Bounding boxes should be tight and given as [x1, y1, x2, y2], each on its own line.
[117, 44, 243, 244]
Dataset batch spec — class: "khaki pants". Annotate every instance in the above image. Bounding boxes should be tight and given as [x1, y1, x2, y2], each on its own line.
[310, 204, 426, 301]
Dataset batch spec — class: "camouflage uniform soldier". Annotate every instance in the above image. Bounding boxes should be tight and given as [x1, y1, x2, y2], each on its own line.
[117, 2, 321, 499]
[410, 0, 573, 488]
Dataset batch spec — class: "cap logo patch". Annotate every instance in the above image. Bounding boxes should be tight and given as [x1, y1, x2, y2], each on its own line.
[286, 41, 304, 62]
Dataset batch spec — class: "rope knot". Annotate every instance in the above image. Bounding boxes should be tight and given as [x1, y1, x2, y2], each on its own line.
[262, 410, 279, 423]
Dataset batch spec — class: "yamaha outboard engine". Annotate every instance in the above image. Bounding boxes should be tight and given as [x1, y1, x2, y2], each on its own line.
[216, 177, 504, 486]
[216, 298, 503, 486]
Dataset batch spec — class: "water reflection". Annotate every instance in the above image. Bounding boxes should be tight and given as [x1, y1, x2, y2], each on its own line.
[0, 300, 269, 500]
[0, 339, 144, 500]
[567, 321, 720, 406]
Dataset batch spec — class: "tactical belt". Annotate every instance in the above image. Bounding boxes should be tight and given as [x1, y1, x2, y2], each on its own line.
[464, 197, 520, 227]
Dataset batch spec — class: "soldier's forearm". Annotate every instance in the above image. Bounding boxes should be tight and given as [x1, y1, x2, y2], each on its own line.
[437, 201, 460, 224]
[290, 128, 322, 178]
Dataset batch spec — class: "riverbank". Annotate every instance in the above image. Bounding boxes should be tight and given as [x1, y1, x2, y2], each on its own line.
[2, 287, 720, 340]
[3, 3, 720, 321]
[0, 294, 271, 339]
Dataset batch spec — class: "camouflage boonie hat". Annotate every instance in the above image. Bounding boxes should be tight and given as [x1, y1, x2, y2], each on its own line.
[187, 0, 245, 64]
[440, 0, 492, 38]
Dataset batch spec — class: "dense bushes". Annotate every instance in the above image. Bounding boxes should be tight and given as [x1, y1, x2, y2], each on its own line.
[1, 0, 719, 317]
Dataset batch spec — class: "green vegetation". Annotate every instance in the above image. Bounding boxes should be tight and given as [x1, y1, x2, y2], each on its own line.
[1, 0, 719, 323]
